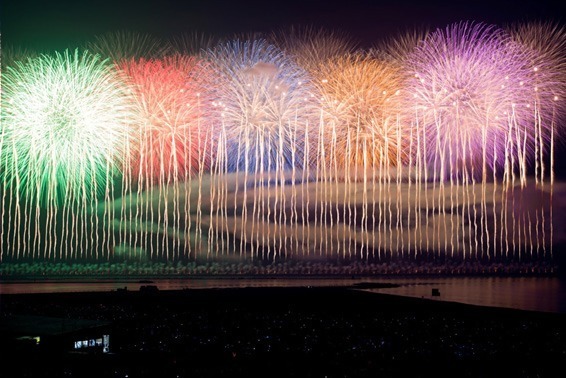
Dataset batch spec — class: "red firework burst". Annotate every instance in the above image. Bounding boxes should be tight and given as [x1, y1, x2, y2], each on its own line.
[118, 55, 214, 183]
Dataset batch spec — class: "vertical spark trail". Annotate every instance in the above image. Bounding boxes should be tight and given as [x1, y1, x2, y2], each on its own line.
[117, 54, 213, 260]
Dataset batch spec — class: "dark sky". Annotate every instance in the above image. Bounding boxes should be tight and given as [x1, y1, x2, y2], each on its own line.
[1, 0, 564, 50]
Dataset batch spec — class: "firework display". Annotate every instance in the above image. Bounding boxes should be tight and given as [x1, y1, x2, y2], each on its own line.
[0, 22, 564, 264]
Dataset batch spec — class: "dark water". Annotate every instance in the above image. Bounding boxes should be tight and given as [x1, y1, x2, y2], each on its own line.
[1, 277, 564, 314]
[363, 277, 566, 314]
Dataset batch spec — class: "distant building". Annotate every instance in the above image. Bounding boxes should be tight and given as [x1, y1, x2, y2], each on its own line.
[0, 315, 111, 354]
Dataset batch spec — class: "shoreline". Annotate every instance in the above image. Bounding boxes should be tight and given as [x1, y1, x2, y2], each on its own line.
[2, 285, 564, 320]
[2, 275, 564, 315]
[1, 270, 562, 282]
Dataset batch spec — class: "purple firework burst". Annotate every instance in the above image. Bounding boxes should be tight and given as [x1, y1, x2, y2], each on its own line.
[406, 22, 541, 180]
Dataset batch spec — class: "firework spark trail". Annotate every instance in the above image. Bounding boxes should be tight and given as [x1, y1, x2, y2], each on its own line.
[104, 159, 115, 259]
[492, 139, 498, 260]
[206, 39, 318, 174]
[371, 138, 377, 259]
[1, 46, 39, 73]
[408, 125, 417, 258]
[271, 26, 356, 78]
[508, 22, 566, 124]
[168, 32, 218, 57]
[302, 125, 311, 259]
[379, 29, 428, 259]
[377, 28, 430, 64]
[314, 54, 406, 259]
[87, 31, 170, 63]
[396, 117, 403, 257]
[0, 157, 6, 261]
[271, 26, 358, 258]
[316, 54, 406, 170]
[118, 55, 211, 183]
[1, 49, 135, 259]
[550, 159, 556, 256]
[414, 131, 423, 259]
[220, 135, 230, 258]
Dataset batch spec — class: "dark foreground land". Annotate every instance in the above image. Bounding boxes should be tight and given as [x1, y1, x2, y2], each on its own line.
[1, 287, 565, 377]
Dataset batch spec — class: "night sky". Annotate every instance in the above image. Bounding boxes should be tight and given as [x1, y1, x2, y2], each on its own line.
[1, 0, 564, 50]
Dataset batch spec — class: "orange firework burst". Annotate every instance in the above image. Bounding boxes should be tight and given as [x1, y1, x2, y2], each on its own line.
[316, 53, 408, 171]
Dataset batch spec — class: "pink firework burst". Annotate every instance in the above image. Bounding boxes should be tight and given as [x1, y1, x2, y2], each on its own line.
[118, 55, 214, 183]
[406, 22, 540, 180]
[508, 22, 566, 128]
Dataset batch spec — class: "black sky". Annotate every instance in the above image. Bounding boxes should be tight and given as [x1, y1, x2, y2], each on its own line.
[1, 0, 564, 50]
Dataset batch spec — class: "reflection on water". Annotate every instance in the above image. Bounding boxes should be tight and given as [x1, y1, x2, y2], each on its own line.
[366, 277, 566, 314]
[0, 278, 363, 295]
[1, 277, 564, 314]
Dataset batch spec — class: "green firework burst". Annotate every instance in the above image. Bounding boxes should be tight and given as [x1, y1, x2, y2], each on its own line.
[1, 49, 135, 206]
